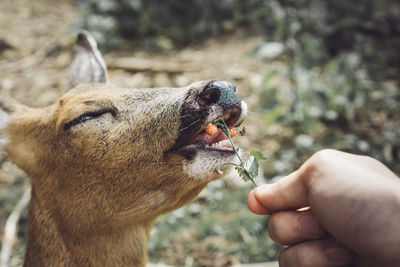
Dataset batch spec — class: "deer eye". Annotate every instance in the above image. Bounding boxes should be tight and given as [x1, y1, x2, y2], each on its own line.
[64, 109, 115, 131]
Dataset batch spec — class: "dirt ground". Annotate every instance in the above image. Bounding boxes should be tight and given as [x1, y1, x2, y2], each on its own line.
[0, 0, 280, 266]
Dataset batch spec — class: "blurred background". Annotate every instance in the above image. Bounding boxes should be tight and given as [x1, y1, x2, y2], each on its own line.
[0, 0, 399, 266]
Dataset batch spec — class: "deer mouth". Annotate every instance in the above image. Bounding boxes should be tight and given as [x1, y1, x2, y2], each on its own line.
[171, 80, 247, 159]
[174, 126, 237, 158]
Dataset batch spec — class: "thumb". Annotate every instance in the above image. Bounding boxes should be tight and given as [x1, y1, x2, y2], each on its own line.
[254, 170, 310, 212]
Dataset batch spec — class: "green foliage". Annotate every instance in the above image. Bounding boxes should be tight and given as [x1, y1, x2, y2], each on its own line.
[212, 118, 268, 187]
[76, 0, 271, 49]
[262, 0, 400, 78]
[259, 54, 400, 174]
[148, 183, 279, 265]
[250, 149, 269, 161]
[255, 0, 400, 174]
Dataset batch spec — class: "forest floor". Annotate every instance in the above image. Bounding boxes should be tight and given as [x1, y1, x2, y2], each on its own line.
[0, 0, 282, 266]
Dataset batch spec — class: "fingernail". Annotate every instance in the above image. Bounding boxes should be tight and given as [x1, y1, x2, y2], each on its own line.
[324, 240, 353, 264]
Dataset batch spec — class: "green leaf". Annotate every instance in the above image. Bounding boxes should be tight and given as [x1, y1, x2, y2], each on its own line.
[250, 149, 269, 161]
[239, 127, 247, 136]
[238, 167, 248, 181]
[249, 157, 259, 178]
[242, 169, 253, 181]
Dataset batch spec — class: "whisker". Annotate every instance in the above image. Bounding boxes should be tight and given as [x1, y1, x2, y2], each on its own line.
[178, 119, 201, 132]
[184, 107, 210, 111]
[146, 163, 182, 167]
[145, 161, 185, 166]
[177, 115, 193, 119]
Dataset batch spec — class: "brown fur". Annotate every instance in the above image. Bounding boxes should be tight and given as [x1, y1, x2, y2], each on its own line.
[0, 33, 246, 266]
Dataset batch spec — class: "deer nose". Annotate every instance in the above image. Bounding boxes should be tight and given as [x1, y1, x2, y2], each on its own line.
[199, 81, 242, 125]
[199, 81, 240, 108]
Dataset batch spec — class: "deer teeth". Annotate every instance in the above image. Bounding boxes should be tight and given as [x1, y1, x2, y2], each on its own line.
[211, 140, 231, 148]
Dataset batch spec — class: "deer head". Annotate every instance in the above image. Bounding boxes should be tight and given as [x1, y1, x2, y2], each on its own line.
[0, 32, 247, 266]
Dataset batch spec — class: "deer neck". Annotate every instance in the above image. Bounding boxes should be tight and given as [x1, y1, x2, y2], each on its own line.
[24, 186, 154, 267]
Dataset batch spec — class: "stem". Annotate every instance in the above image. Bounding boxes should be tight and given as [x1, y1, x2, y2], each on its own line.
[219, 162, 240, 168]
[217, 118, 257, 187]
[247, 180, 257, 187]
[212, 117, 259, 188]
[217, 120, 244, 165]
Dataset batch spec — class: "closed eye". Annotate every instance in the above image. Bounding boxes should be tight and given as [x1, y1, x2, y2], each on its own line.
[63, 109, 116, 131]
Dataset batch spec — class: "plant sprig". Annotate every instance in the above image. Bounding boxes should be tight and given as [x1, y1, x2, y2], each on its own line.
[210, 117, 268, 187]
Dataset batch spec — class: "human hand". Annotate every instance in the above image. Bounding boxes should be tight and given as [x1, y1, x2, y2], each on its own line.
[247, 149, 400, 267]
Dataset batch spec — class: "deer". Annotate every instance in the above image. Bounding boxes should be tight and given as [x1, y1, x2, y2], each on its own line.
[0, 32, 247, 266]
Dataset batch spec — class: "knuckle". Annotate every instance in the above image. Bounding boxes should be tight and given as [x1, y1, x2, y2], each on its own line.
[297, 211, 321, 238]
[310, 149, 336, 164]
[278, 245, 312, 267]
[278, 248, 290, 266]
[304, 149, 338, 175]
[296, 245, 314, 267]
[359, 154, 378, 165]
[267, 214, 282, 243]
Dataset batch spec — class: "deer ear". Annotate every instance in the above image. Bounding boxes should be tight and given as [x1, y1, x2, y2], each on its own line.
[67, 31, 109, 89]
[0, 94, 23, 153]
[0, 103, 8, 153]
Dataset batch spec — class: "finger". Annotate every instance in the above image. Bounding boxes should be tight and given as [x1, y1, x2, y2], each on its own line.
[279, 238, 354, 267]
[268, 210, 327, 245]
[247, 189, 273, 214]
[254, 170, 309, 211]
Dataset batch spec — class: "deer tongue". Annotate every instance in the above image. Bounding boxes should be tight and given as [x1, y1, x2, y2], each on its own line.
[191, 128, 228, 145]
